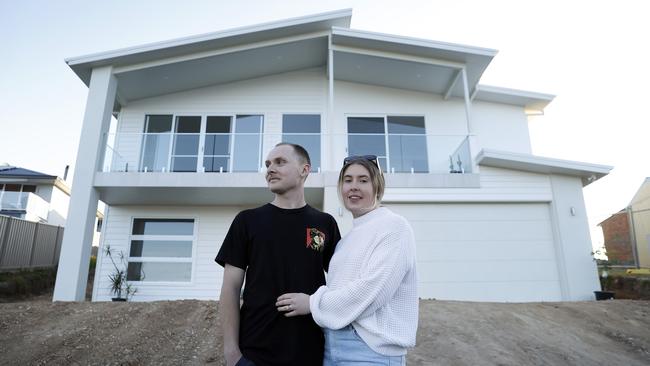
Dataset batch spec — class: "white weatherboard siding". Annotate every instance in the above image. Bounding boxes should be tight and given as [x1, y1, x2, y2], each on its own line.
[547, 174, 601, 300]
[471, 101, 532, 154]
[93, 205, 246, 301]
[114, 68, 327, 172]
[47, 186, 70, 227]
[383, 166, 553, 203]
[385, 203, 560, 302]
[112, 68, 534, 174]
[332, 81, 533, 173]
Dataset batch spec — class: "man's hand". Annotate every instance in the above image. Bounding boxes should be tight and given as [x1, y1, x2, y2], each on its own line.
[276, 293, 311, 317]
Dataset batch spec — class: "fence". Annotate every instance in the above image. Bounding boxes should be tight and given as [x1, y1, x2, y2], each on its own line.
[0, 215, 63, 271]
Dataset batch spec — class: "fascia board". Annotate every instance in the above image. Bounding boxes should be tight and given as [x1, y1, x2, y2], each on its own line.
[331, 27, 498, 58]
[66, 8, 352, 85]
[477, 149, 613, 186]
[474, 84, 555, 111]
[54, 178, 71, 196]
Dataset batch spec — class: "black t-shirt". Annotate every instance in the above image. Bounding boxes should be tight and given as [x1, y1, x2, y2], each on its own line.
[215, 203, 341, 366]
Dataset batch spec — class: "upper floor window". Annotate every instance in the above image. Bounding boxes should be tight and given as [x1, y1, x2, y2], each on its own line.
[203, 116, 232, 173]
[140, 114, 264, 173]
[347, 116, 428, 173]
[171, 116, 202, 172]
[0, 184, 37, 210]
[282, 114, 320, 172]
[141, 115, 173, 172]
[127, 218, 195, 282]
[232, 115, 264, 172]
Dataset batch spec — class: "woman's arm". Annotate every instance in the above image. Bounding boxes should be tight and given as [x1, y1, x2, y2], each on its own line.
[309, 229, 413, 329]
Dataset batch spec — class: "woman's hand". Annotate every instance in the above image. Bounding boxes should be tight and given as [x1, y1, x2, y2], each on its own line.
[276, 293, 311, 317]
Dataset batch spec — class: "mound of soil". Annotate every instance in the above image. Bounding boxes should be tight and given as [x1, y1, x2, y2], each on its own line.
[1, 297, 649, 365]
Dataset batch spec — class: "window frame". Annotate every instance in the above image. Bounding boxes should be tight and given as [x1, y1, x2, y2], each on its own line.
[126, 217, 198, 285]
[281, 113, 322, 172]
[140, 113, 265, 173]
[170, 115, 203, 173]
[0, 184, 38, 210]
[346, 113, 428, 173]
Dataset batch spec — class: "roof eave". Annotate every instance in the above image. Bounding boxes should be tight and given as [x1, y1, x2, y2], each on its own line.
[474, 85, 555, 112]
[331, 27, 498, 57]
[66, 8, 353, 86]
[477, 149, 612, 187]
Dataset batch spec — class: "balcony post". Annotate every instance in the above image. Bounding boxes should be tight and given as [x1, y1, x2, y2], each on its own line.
[461, 68, 479, 173]
[53, 66, 117, 301]
[326, 33, 335, 172]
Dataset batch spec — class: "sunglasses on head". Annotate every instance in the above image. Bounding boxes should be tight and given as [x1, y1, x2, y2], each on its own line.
[343, 155, 382, 172]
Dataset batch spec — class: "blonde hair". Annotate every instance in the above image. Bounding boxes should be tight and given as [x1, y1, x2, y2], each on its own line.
[337, 159, 385, 208]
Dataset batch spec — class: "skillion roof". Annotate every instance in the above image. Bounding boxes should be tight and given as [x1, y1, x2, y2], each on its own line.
[66, 9, 552, 112]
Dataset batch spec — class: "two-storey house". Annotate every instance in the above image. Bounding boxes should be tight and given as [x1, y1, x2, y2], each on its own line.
[0, 164, 69, 225]
[53, 9, 612, 302]
[0, 164, 104, 245]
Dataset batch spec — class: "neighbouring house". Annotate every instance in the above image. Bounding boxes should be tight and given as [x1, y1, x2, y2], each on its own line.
[598, 210, 635, 266]
[53, 9, 612, 302]
[0, 164, 104, 246]
[629, 178, 650, 268]
[604, 178, 650, 269]
[0, 164, 70, 225]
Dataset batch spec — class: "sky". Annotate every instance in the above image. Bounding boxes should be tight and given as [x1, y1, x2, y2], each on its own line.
[1, 0, 649, 249]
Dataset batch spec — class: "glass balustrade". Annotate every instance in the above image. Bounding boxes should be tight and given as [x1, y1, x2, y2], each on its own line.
[0, 192, 49, 220]
[101, 132, 473, 174]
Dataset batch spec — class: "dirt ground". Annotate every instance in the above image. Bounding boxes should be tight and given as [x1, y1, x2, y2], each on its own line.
[1, 296, 649, 366]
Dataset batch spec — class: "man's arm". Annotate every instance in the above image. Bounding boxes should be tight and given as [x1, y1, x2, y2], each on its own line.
[220, 264, 246, 366]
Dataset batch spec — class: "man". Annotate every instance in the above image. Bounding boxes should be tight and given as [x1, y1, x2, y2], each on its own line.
[216, 143, 341, 366]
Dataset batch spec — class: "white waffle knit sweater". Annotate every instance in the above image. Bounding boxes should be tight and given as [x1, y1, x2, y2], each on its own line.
[309, 207, 418, 356]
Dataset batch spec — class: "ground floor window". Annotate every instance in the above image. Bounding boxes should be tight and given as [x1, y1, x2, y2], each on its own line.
[127, 218, 195, 282]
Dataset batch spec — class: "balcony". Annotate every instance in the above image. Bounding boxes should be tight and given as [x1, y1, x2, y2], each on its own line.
[0, 192, 49, 221]
[103, 131, 474, 173]
[96, 132, 479, 205]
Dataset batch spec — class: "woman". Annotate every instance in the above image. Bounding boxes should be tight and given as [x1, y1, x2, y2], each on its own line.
[276, 155, 418, 365]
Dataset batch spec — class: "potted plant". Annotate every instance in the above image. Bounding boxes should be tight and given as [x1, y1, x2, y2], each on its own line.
[591, 248, 615, 300]
[104, 245, 138, 301]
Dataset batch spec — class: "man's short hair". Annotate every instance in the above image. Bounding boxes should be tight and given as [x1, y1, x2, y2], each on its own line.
[275, 142, 311, 166]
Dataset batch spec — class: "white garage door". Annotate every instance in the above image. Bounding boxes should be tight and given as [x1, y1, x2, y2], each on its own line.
[385, 203, 562, 302]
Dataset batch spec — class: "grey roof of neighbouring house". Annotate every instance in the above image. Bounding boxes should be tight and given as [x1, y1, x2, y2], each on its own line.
[0, 165, 57, 179]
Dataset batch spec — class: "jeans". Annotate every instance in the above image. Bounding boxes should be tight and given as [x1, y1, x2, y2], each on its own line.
[323, 325, 406, 366]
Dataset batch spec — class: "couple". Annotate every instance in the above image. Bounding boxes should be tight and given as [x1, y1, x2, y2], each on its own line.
[216, 143, 418, 366]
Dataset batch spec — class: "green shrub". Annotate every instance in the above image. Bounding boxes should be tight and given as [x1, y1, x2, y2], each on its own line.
[0, 268, 57, 297]
[13, 276, 29, 294]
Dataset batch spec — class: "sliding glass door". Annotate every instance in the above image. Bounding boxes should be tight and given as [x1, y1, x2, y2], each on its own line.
[232, 115, 263, 172]
[171, 116, 201, 172]
[140, 114, 263, 173]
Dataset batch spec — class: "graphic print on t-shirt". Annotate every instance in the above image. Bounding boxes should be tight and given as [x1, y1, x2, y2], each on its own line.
[306, 227, 326, 252]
